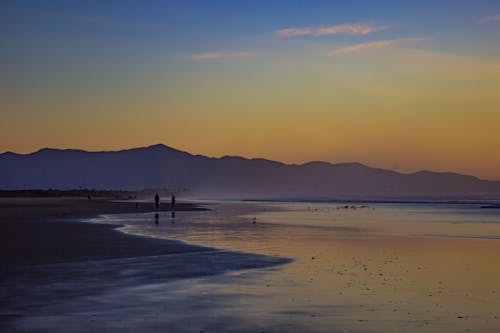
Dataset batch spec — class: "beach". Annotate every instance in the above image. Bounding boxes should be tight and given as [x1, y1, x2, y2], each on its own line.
[0, 197, 209, 267]
[3, 1, 499, 331]
[88, 201, 500, 332]
[2, 199, 500, 332]
[0, 198, 291, 332]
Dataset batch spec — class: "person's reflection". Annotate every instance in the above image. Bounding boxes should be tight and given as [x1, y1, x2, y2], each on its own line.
[154, 213, 159, 225]
[171, 211, 175, 224]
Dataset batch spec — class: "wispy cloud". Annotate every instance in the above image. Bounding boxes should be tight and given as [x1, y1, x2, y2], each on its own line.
[325, 37, 428, 57]
[276, 23, 388, 37]
[190, 51, 255, 60]
[326, 40, 394, 56]
[478, 15, 500, 23]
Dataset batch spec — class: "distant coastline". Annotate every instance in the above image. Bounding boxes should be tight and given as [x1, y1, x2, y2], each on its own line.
[1, 189, 499, 205]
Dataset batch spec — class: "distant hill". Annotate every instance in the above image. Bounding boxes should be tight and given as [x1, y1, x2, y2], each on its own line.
[1, 144, 499, 200]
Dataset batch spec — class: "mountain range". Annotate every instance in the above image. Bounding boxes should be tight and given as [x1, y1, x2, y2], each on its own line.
[1, 144, 499, 200]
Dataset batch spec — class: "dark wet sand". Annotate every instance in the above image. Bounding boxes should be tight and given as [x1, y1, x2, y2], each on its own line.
[0, 198, 291, 333]
[0, 197, 208, 268]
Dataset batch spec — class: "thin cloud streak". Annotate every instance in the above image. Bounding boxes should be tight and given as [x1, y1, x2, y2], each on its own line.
[326, 40, 393, 56]
[325, 37, 429, 57]
[276, 23, 388, 37]
[479, 15, 500, 23]
[190, 51, 255, 60]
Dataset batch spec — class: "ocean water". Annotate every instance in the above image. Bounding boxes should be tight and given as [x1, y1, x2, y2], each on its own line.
[10, 201, 500, 332]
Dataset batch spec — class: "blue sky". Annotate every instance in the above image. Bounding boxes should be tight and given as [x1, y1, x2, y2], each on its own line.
[1, 1, 499, 179]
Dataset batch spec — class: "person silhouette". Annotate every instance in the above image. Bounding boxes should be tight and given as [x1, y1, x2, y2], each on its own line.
[171, 194, 176, 207]
[155, 192, 160, 209]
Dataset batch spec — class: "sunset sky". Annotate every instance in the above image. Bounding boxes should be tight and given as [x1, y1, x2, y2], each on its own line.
[1, 0, 499, 179]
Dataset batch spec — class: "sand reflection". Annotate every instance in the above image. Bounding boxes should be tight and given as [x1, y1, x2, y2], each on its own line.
[79, 202, 500, 332]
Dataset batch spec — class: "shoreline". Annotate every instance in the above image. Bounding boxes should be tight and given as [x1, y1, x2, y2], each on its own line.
[0, 197, 210, 269]
[3, 199, 500, 332]
[0, 197, 292, 332]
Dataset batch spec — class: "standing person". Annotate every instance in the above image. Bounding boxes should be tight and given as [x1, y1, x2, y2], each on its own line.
[155, 192, 160, 209]
[171, 194, 176, 207]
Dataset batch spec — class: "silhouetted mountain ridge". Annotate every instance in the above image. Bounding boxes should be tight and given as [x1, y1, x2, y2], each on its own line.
[1, 144, 499, 199]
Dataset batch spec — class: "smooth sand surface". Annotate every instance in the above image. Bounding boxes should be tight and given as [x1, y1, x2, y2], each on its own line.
[0, 197, 208, 268]
[3, 199, 500, 332]
[87, 201, 500, 332]
[0, 198, 290, 333]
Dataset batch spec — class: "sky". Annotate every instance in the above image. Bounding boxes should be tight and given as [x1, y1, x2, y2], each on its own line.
[1, 0, 499, 180]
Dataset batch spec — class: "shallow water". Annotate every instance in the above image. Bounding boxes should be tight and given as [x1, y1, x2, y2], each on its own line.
[8, 201, 500, 332]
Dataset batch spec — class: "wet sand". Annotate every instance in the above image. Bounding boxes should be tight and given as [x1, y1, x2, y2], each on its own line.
[0, 197, 208, 268]
[3, 199, 500, 332]
[0, 198, 291, 332]
[85, 201, 500, 332]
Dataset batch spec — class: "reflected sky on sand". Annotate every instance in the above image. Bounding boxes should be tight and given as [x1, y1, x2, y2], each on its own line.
[5, 201, 500, 332]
